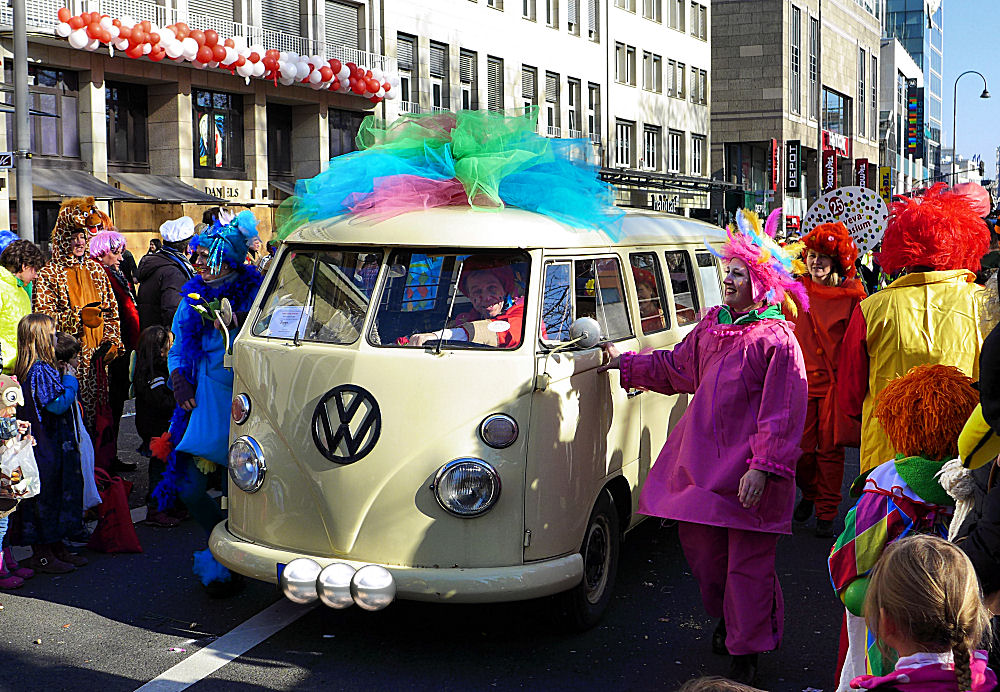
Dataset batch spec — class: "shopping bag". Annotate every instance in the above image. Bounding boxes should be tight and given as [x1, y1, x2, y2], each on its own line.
[87, 468, 142, 553]
[0, 437, 40, 500]
[73, 403, 101, 511]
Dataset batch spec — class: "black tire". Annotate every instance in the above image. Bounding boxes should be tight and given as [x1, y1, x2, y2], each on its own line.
[559, 489, 621, 631]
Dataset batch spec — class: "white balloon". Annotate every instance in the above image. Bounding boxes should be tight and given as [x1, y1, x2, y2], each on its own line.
[120, 15, 135, 28]
[249, 44, 264, 55]
[99, 16, 113, 29]
[236, 62, 253, 78]
[295, 62, 310, 80]
[371, 68, 383, 81]
[223, 47, 236, 65]
[308, 70, 322, 84]
[279, 74, 295, 86]
[376, 87, 385, 98]
[181, 37, 197, 53]
[161, 27, 175, 40]
[142, 43, 152, 54]
[116, 38, 130, 50]
[338, 66, 350, 81]
[108, 25, 119, 39]
[68, 28, 89, 49]
[286, 51, 298, 61]
[86, 38, 100, 51]
[165, 41, 182, 58]
[195, 60, 208, 69]
[231, 35, 247, 50]
[251, 61, 265, 77]
[55, 22, 71, 37]
[183, 46, 198, 61]
[237, 46, 250, 58]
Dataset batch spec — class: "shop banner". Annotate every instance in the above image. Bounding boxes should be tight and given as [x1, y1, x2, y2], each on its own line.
[822, 150, 838, 193]
[854, 159, 869, 188]
[770, 139, 779, 191]
[785, 140, 801, 194]
[879, 166, 893, 206]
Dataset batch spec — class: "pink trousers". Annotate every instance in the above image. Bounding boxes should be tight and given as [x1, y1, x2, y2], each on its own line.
[677, 521, 784, 656]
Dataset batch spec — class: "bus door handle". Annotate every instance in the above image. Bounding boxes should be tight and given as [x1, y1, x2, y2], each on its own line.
[627, 389, 644, 399]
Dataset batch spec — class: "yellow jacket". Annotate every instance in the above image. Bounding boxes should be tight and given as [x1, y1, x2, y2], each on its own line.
[0, 265, 31, 374]
[858, 270, 986, 472]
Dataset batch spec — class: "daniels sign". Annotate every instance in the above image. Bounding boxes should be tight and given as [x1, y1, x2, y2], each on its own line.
[785, 140, 801, 194]
[822, 150, 838, 193]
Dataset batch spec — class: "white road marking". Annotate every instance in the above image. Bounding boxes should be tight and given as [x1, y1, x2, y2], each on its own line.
[134, 599, 317, 692]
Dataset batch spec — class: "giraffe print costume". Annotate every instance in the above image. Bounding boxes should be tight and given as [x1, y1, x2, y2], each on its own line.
[32, 197, 122, 432]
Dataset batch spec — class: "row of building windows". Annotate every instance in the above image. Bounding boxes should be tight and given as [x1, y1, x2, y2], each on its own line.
[8, 64, 364, 177]
[615, 119, 705, 175]
[789, 5, 876, 141]
[519, 67, 600, 137]
[483, 0, 602, 41]
[612, 0, 707, 39]
[614, 44, 706, 104]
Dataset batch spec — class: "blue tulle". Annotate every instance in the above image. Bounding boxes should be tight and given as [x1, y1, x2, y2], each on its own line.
[193, 548, 232, 585]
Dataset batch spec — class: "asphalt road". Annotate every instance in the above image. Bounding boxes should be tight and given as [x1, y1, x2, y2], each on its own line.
[1, 412, 855, 692]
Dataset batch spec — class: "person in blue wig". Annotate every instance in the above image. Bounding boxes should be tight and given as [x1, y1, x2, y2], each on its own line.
[151, 210, 262, 596]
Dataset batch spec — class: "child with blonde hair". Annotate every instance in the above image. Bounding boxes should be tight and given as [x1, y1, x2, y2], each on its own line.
[851, 534, 995, 691]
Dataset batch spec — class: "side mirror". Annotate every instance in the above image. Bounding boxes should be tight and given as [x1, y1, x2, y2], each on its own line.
[568, 317, 602, 349]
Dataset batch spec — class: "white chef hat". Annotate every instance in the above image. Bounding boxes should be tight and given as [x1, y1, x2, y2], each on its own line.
[159, 216, 195, 243]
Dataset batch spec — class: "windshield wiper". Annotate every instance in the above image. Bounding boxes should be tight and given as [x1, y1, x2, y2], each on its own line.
[434, 258, 465, 355]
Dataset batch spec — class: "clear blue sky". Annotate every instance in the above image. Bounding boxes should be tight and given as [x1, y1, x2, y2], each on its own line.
[943, 1, 999, 171]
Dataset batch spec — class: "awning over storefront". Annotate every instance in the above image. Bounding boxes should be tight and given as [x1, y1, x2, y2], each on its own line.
[109, 172, 226, 204]
[269, 180, 297, 197]
[31, 168, 141, 200]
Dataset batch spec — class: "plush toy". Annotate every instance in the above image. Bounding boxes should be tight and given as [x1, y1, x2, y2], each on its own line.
[0, 374, 24, 444]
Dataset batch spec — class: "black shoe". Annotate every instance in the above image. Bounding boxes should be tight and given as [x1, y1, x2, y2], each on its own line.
[111, 457, 138, 473]
[728, 653, 759, 686]
[815, 518, 836, 538]
[711, 618, 728, 655]
[202, 573, 246, 599]
[793, 498, 814, 522]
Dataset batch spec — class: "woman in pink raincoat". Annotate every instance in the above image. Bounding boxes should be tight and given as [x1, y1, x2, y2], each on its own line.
[600, 210, 808, 686]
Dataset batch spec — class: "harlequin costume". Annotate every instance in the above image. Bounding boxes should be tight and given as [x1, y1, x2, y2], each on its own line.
[152, 211, 262, 592]
[32, 197, 122, 434]
[786, 223, 866, 530]
[828, 365, 980, 691]
[618, 211, 808, 667]
[838, 184, 991, 474]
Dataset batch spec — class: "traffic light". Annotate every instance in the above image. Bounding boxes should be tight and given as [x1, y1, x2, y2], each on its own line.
[980, 161, 986, 177]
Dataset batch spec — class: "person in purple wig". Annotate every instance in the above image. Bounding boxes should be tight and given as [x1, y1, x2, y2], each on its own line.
[598, 210, 808, 686]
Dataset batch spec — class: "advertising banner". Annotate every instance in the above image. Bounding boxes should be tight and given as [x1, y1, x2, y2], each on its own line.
[879, 166, 893, 206]
[785, 140, 800, 194]
[854, 158, 869, 188]
[822, 150, 838, 193]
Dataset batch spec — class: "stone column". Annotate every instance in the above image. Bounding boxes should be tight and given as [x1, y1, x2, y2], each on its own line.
[292, 102, 326, 179]
[148, 69, 193, 181]
[79, 55, 107, 181]
[244, 80, 269, 188]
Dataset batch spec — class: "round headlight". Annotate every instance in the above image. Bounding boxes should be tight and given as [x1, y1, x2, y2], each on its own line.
[432, 458, 501, 517]
[228, 436, 266, 493]
[479, 413, 518, 449]
[231, 394, 251, 425]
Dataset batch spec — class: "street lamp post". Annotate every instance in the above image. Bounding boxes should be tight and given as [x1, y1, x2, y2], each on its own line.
[951, 70, 990, 183]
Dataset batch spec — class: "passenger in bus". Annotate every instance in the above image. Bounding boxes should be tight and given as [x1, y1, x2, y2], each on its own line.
[406, 257, 528, 349]
[633, 266, 666, 333]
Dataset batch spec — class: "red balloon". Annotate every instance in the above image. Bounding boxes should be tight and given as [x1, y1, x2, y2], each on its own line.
[86, 21, 101, 38]
[130, 30, 145, 45]
[189, 29, 205, 45]
[196, 45, 212, 63]
[212, 44, 227, 62]
[330, 58, 342, 74]
[149, 46, 166, 61]
[224, 37, 235, 48]
[98, 29, 111, 43]
[203, 29, 218, 47]
[57, 7, 70, 22]
[330, 79, 340, 91]
[174, 22, 189, 38]
[262, 56, 276, 70]
[382, 81, 391, 92]
[248, 52, 260, 64]
[140, 20, 151, 32]
[149, 33, 160, 45]
[112, 18, 121, 27]
[351, 80, 365, 95]
[369, 96, 381, 104]
[117, 26, 131, 40]
[235, 56, 246, 67]
[365, 70, 373, 79]
[126, 44, 143, 58]
[366, 78, 379, 93]
[67, 15, 83, 29]
[319, 66, 333, 81]
[266, 49, 280, 59]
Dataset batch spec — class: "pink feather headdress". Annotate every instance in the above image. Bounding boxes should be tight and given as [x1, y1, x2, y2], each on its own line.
[711, 209, 808, 315]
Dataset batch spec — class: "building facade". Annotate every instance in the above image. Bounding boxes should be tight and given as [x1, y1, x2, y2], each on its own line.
[382, 0, 714, 218]
[878, 38, 926, 196]
[884, 0, 943, 180]
[711, 0, 883, 235]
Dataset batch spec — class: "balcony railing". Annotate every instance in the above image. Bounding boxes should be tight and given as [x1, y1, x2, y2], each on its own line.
[7, 0, 395, 73]
[546, 125, 561, 138]
[399, 101, 421, 114]
[431, 105, 451, 113]
[568, 128, 583, 138]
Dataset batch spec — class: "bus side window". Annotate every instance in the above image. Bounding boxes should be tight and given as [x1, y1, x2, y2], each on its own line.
[628, 252, 670, 334]
[696, 251, 723, 309]
[664, 250, 700, 326]
[575, 257, 632, 341]
[540, 262, 573, 342]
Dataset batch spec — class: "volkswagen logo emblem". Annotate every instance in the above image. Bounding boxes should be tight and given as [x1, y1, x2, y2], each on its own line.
[311, 385, 381, 464]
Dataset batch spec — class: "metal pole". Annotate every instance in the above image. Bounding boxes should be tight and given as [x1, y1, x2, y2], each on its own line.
[13, 0, 32, 241]
[950, 70, 990, 185]
[816, 0, 823, 205]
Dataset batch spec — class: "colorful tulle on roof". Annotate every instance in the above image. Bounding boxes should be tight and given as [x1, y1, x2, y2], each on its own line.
[276, 108, 623, 238]
[710, 209, 808, 314]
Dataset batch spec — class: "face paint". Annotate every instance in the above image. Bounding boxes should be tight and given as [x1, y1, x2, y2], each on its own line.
[722, 257, 757, 312]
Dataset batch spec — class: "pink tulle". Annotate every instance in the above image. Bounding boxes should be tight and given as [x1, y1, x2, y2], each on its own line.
[343, 175, 469, 221]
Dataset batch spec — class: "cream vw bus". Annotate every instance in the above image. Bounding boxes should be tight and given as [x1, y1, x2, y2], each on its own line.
[211, 206, 726, 627]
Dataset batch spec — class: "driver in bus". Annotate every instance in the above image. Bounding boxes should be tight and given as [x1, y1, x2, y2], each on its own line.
[405, 256, 527, 349]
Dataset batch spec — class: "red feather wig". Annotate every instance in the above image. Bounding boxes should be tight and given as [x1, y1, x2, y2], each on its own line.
[801, 222, 858, 279]
[878, 183, 990, 274]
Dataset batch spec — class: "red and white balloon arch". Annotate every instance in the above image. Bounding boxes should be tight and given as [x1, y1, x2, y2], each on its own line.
[53, 7, 400, 103]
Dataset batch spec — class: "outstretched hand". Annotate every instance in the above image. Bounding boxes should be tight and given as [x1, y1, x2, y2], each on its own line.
[738, 469, 767, 509]
[597, 342, 622, 373]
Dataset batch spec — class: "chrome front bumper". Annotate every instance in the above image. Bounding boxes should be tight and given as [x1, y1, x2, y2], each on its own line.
[210, 521, 584, 605]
